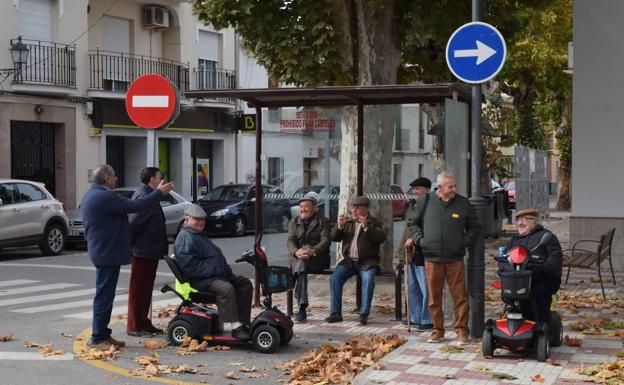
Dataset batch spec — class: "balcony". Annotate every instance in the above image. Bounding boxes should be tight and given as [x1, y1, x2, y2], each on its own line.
[88, 50, 190, 96]
[192, 68, 236, 104]
[10, 39, 76, 93]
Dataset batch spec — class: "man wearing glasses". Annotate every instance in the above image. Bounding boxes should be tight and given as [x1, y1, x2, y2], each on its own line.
[504, 208, 563, 325]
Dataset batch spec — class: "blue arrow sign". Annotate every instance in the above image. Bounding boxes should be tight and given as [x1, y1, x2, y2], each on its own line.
[446, 22, 506, 84]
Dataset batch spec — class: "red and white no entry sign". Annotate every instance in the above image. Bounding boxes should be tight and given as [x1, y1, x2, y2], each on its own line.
[125, 74, 180, 130]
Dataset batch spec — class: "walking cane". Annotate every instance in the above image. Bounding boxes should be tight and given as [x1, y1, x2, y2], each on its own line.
[404, 245, 412, 332]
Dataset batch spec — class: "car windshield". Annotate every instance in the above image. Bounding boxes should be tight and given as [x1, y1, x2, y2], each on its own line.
[201, 185, 249, 201]
[114, 190, 134, 199]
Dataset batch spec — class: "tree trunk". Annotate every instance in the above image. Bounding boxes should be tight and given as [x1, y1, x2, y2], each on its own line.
[556, 94, 572, 210]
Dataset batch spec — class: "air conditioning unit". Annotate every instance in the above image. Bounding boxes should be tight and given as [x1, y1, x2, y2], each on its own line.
[143, 5, 170, 29]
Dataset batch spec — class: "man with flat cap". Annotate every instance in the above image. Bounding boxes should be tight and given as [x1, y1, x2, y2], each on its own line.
[174, 204, 253, 340]
[326, 196, 387, 325]
[287, 194, 331, 322]
[399, 177, 433, 330]
[503, 208, 562, 324]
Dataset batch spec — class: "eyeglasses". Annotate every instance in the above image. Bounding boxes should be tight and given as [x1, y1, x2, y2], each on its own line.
[515, 216, 537, 223]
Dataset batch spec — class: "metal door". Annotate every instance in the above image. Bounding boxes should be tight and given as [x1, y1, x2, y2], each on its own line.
[10, 121, 55, 196]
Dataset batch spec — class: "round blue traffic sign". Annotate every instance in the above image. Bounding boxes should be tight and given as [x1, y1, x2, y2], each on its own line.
[445, 22, 506, 84]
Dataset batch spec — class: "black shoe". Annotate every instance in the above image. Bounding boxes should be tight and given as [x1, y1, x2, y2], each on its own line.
[417, 323, 433, 331]
[401, 320, 420, 326]
[324, 313, 343, 323]
[295, 305, 307, 323]
[146, 326, 164, 335]
[232, 325, 251, 340]
[127, 330, 154, 337]
[359, 314, 368, 325]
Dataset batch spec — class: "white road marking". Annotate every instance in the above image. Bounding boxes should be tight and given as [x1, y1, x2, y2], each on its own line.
[65, 297, 179, 319]
[0, 283, 80, 297]
[0, 279, 39, 288]
[132, 95, 169, 108]
[0, 288, 96, 307]
[0, 263, 174, 277]
[0, 351, 74, 360]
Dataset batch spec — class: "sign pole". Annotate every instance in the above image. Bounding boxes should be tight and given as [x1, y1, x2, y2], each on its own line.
[147, 129, 157, 167]
[468, 0, 486, 339]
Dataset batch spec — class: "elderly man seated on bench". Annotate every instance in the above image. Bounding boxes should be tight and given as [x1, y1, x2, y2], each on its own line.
[174, 204, 253, 340]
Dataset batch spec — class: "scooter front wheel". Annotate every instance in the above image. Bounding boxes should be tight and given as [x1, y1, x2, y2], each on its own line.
[168, 319, 194, 346]
[536, 333, 549, 362]
[482, 329, 494, 358]
[550, 311, 563, 347]
[252, 325, 281, 354]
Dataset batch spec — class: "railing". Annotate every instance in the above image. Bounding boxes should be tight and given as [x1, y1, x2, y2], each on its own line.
[193, 68, 236, 103]
[88, 50, 190, 92]
[11, 39, 76, 87]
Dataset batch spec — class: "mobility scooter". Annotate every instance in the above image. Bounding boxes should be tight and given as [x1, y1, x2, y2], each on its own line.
[161, 241, 294, 354]
[482, 233, 563, 362]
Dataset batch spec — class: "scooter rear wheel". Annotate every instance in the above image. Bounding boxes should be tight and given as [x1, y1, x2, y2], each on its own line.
[536, 333, 549, 362]
[168, 319, 194, 346]
[482, 329, 494, 358]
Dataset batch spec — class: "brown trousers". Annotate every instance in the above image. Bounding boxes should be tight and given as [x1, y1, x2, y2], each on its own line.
[425, 260, 469, 336]
[127, 257, 159, 332]
[201, 275, 253, 325]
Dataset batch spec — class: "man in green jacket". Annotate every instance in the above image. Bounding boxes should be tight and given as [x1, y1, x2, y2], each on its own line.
[406, 171, 481, 344]
[287, 195, 331, 323]
[326, 196, 387, 325]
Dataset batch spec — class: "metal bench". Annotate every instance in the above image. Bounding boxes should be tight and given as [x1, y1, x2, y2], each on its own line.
[563, 227, 617, 298]
[286, 265, 405, 321]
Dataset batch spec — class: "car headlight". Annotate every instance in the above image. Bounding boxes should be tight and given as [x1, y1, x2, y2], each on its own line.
[210, 209, 229, 217]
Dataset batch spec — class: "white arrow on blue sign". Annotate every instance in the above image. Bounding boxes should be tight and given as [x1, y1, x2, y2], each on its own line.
[445, 21, 506, 84]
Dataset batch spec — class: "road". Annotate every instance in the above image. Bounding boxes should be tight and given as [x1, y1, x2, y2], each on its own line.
[0, 220, 406, 385]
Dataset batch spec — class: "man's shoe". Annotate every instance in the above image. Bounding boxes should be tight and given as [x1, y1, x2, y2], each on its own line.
[147, 325, 164, 335]
[106, 337, 126, 347]
[427, 330, 444, 343]
[359, 314, 368, 325]
[324, 313, 343, 323]
[88, 340, 114, 350]
[232, 325, 251, 340]
[417, 323, 433, 331]
[401, 320, 419, 326]
[127, 330, 153, 337]
[295, 306, 307, 323]
[457, 331, 470, 345]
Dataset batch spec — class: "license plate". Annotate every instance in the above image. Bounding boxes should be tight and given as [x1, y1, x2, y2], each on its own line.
[69, 231, 82, 236]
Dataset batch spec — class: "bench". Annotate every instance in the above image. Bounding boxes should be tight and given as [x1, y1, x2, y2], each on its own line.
[563, 227, 617, 298]
[286, 265, 405, 321]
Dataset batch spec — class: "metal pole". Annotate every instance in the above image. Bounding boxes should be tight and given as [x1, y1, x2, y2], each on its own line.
[146, 129, 157, 167]
[253, 105, 263, 307]
[324, 131, 330, 218]
[468, 0, 486, 339]
[357, 104, 364, 197]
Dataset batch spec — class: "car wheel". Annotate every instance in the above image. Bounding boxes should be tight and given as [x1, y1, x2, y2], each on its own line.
[252, 325, 281, 354]
[278, 213, 290, 233]
[232, 216, 246, 237]
[39, 223, 66, 256]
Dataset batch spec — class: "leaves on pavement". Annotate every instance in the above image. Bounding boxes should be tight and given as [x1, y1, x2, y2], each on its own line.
[564, 335, 583, 347]
[0, 334, 14, 342]
[531, 374, 545, 383]
[142, 339, 169, 349]
[225, 371, 240, 380]
[576, 359, 624, 385]
[492, 373, 518, 380]
[176, 339, 209, 355]
[75, 344, 119, 361]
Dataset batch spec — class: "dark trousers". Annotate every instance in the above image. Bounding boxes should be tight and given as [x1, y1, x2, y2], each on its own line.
[200, 275, 252, 324]
[92, 265, 120, 343]
[521, 275, 561, 324]
[127, 257, 159, 332]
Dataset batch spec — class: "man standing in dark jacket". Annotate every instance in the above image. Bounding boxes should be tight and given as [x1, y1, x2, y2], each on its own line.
[287, 195, 331, 322]
[504, 208, 562, 324]
[126, 167, 168, 337]
[326, 196, 387, 325]
[407, 171, 480, 344]
[174, 204, 253, 340]
[81, 164, 173, 350]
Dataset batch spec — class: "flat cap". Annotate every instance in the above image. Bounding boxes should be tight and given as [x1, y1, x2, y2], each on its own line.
[409, 177, 432, 189]
[352, 196, 370, 207]
[298, 193, 317, 205]
[184, 204, 207, 219]
[515, 208, 539, 219]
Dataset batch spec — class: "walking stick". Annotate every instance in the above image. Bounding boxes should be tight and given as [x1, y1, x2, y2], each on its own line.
[404, 245, 412, 332]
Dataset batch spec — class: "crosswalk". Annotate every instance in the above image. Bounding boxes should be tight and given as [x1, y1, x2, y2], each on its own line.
[0, 279, 179, 320]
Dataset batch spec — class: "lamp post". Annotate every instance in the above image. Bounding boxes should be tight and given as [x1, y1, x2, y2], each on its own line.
[1, 36, 30, 82]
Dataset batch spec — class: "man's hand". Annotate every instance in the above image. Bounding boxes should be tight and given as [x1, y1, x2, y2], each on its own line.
[337, 213, 348, 230]
[358, 215, 368, 230]
[405, 238, 414, 248]
[157, 180, 174, 195]
[295, 248, 310, 260]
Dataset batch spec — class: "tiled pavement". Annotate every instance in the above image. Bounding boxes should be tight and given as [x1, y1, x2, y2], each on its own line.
[267, 267, 623, 385]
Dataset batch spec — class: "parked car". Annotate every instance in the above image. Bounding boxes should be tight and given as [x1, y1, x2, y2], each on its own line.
[504, 180, 516, 209]
[490, 179, 502, 191]
[391, 184, 408, 219]
[0, 179, 68, 255]
[196, 184, 292, 237]
[289, 185, 340, 222]
[66, 188, 191, 246]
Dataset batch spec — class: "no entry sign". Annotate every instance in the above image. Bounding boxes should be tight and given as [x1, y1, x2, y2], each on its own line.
[125, 74, 180, 130]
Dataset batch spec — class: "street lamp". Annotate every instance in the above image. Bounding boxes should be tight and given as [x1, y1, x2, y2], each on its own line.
[1, 36, 30, 82]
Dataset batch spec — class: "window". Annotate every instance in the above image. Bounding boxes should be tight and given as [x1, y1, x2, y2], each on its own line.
[198, 59, 218, 89]
[198, 30, 221, 89]
[303, 158, 313, 186]
[268, 157, 284, 189]
[0, 184, 18, 205]
[419, 108, 425, 150]
[19, 0, 53, 42]
[160, 194, 176, 206]
[418, 164, 423, 178]
[393, 164, 401, 185]
[16, 183, 45, 202]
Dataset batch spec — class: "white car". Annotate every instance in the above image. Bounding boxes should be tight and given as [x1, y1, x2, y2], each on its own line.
[67, 188, 192, 246]
[0, 179, 68, 255]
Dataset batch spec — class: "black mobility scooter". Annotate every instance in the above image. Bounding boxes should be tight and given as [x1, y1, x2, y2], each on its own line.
[482, 233, 563, 362]
[161, 243, 294, 353]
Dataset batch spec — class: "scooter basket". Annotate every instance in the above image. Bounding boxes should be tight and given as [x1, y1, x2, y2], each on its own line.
[264, 266, 293, 294]
[499, 270, 532, 300]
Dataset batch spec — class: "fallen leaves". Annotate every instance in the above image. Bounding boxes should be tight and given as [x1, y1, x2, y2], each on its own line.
[75, 344, 119, 361]
[23, 341, 64, 357]
[175, 338, 208, 355]
[225, 371, 240, 380]
[576, 359, 624, 385]
[143, 339, 169, 349]
[531, 374, 545, 383]
[492, 373, 518, 380]
[0, 334, 14, 342]
[564, 335, 583, 347]
[277, 334, 406, 385]
[440, 345, 464, 354]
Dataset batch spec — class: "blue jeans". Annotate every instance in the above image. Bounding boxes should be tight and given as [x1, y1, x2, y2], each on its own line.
[91, 266, 120, 344]
[330, 262, 378, 315]
[407, 263, 432, 325]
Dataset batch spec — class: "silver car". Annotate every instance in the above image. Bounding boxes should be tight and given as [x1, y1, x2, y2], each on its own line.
[67, 188, 192, 246]
[0, 179, 68, 255]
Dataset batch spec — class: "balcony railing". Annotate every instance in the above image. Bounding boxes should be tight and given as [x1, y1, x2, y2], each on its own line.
[192, 68, 236, 103]
[11, 39, 76, 87]
[88, 50, 190, 93]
